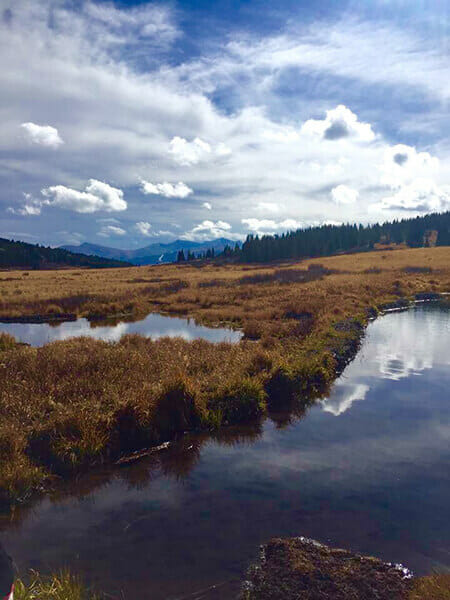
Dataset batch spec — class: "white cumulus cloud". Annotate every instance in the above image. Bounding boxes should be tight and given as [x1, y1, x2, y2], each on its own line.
[377, 178, 450, 213]
[182, 219, 241, 241]
[301, 105, 375, 142]
[202, 202, 212, 210]
[140, 179, 193, 198]
[242, 218, 278, 232]
[18, 204, 42, 216]
[280, 218, 304, 230]
[21, 122, 64, 148]
[135, 221, 152, 236]
[98, 224, 126, 237]
[169, 136, 211, 165]
[41, 180, 126, 213]
[7, 193, 42, 216]
[331, 184, 359, 205]
[169, 136, 231, 166]
[380, 144, 440, 188]
[242, 218, 303, 234]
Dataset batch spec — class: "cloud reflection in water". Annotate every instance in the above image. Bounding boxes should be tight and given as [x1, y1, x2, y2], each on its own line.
[0, 313, 242, 346]
[320, 305, 450, 416]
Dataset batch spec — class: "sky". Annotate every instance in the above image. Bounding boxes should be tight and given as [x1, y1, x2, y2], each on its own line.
[1, 0, 449, 248]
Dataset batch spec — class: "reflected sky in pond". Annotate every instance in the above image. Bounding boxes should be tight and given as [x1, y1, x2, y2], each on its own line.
[320, 304, 450, 415]
[0, 312, 242, 346]
[1, 304, 449, 600]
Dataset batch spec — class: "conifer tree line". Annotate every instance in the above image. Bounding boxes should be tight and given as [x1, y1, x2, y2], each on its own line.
[224, 211, 450, 263]
[177, 247, 216, 262]
[0, 237, 131, 269]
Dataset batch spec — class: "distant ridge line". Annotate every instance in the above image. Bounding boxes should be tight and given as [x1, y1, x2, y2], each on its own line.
[61, 238, 240, 265]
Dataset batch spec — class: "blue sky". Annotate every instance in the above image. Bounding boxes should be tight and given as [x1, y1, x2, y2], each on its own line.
[1, 0, 449, 247]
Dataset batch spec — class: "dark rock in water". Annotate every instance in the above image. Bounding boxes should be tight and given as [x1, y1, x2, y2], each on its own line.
[241, 537, 412, 600]
[379, 298, 411, 312]
[414, 292, 441, 301]
[0, 313, 76, 323]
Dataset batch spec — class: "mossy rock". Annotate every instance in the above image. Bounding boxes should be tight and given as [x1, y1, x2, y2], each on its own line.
[242, 537, 413, 600]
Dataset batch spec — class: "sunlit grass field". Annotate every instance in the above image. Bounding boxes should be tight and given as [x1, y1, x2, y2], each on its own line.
[0, 247, 449, 506]
[1, 247, 448, 328]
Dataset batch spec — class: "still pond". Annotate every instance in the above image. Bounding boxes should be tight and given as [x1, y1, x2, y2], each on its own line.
[0, 312, 243, 345]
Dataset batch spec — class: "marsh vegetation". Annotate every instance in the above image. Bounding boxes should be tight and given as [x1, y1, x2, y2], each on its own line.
[0, 247, 449, 506]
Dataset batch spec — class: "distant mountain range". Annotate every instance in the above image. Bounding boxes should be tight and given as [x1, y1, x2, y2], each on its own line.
[61, 238, 239, 265]
[0, 238, 131, 269]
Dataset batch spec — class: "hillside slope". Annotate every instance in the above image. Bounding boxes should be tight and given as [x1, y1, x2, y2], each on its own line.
[0, 238, 131, 269]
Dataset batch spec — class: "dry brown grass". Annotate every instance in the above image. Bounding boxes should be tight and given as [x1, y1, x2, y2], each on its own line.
[409, 574, 450, 600]
[15, 570, 102, 600]
[0, 247, 449, 505]
[0, 246, 448, 328]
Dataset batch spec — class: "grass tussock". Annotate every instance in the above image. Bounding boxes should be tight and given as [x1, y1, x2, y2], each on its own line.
[14, 570, 101, 600]
[409, 574, 450, 600]
[0, 246, 449, 505]
[0, 332, 17, 350]
[207, 377, 267, 425]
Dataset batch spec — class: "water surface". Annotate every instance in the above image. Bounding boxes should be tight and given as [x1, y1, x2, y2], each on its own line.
[1, 304, 449, 599]
[0, 312, 242, 346]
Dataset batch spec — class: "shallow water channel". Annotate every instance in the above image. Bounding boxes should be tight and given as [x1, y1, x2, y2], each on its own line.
[1, 304, 449, 599]
[0, 312, 242, 345]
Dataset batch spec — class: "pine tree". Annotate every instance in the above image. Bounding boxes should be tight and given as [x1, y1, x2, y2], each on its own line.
[235, 211, 449, 263]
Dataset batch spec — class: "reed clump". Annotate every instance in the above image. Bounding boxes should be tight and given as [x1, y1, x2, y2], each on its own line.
[0, 332, 16, 350]
[14, 570, 102, 600]
[207, 377, 267, 425]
